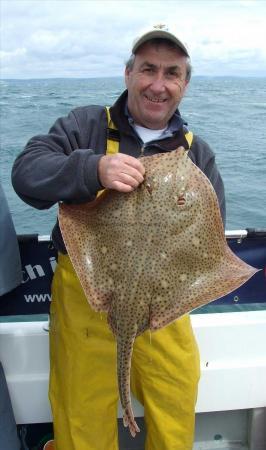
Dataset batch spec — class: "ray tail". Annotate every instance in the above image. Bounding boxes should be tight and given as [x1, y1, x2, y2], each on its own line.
[117, 326, 140, 437]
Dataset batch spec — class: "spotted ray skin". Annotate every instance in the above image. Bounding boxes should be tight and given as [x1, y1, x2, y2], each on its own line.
[59, 147, 258, 437]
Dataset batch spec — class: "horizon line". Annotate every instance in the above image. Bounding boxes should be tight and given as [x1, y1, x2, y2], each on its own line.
[1, 74, 266, 81]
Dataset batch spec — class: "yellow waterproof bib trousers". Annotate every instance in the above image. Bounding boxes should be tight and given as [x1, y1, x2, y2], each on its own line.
[49, 110, 200, 450]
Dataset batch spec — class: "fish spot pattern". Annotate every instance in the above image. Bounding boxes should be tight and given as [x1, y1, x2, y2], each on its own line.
[59, 147, 258, 437]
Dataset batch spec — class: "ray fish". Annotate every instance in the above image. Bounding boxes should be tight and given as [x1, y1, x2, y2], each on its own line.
[59, 147, 258, 437]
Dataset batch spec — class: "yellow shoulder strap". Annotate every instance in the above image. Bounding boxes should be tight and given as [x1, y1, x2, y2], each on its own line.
[96, 107, 119, 198]
[184, 130, 193, 149]
[105, 106, 119, 155]
[105, 106, 193, 152]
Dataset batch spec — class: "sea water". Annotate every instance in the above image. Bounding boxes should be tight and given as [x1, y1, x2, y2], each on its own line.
[0, 76, 265, 235]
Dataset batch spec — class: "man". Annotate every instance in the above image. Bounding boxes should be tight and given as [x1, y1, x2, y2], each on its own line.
[12, 25, 225, 450]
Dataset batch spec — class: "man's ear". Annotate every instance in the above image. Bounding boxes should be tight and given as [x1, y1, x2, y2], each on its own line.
[183, 80, 189, 95]
[124, 67, 130, 87]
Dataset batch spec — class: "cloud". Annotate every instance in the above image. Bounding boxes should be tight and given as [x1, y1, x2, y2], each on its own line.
[1, 0, 266, 78]
[0, 47, 27, 59]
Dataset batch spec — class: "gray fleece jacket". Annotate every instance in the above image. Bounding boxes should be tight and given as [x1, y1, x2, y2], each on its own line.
[12, 90, 226, 253]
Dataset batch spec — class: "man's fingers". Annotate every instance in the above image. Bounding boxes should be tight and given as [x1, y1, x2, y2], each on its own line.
[110, 154, 145, 178]
[112, 181, 135, 192]
[117, 172, 141, 189]
[124, 155, 145, 176]
[121, 164, 144, 185]
[98, 154, 145, 191]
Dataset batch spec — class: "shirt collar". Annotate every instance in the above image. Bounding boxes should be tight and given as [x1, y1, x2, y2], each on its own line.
[125, 102, 186, 137]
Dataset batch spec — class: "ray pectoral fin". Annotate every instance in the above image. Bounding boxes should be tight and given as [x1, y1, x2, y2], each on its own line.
[87, 286, 113, 311]
[58, 202, 115, 312]
[208, 247, 259, 298]
[149, 251, 259, 331]
[188, 249, 260, 311]
[149, 297, 182, 331]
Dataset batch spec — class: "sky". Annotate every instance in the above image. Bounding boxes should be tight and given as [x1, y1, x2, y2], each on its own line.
[1, 0, 266, 79]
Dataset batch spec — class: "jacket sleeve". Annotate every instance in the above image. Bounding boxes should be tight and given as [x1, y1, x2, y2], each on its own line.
[190, 135, 226, 227]
[0, 182, 22, 295]
[11, 108, 105, 210]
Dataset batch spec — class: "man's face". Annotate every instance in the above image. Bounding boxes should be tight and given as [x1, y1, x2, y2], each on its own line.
[125, 42, 189, 130]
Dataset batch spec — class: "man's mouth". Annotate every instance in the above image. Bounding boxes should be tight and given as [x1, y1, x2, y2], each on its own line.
[144, 95, 167, 103]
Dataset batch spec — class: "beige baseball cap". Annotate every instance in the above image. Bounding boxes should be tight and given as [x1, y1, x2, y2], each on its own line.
[132, 24, 189, 57]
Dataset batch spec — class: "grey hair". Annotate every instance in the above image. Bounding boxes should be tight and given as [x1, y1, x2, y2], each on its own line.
[125, 38, 192, 82]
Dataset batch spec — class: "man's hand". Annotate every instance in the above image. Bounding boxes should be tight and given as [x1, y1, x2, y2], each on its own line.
[98, 154, 145, 192]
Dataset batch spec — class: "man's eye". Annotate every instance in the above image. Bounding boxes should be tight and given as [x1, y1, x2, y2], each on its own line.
[143, 67, 153, 73]
[168, 71, 179, 78]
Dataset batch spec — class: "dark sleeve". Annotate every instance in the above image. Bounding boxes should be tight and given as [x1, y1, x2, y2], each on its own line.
[11, 107, 106, 210]
[0, 183, 22, 295]
[190, 135, 226, 227]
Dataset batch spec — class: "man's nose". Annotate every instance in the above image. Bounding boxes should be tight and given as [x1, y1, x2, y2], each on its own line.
[150, 74, 166, 93]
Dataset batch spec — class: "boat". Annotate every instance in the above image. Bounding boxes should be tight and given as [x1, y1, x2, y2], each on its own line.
[0, 229, 265, 449]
